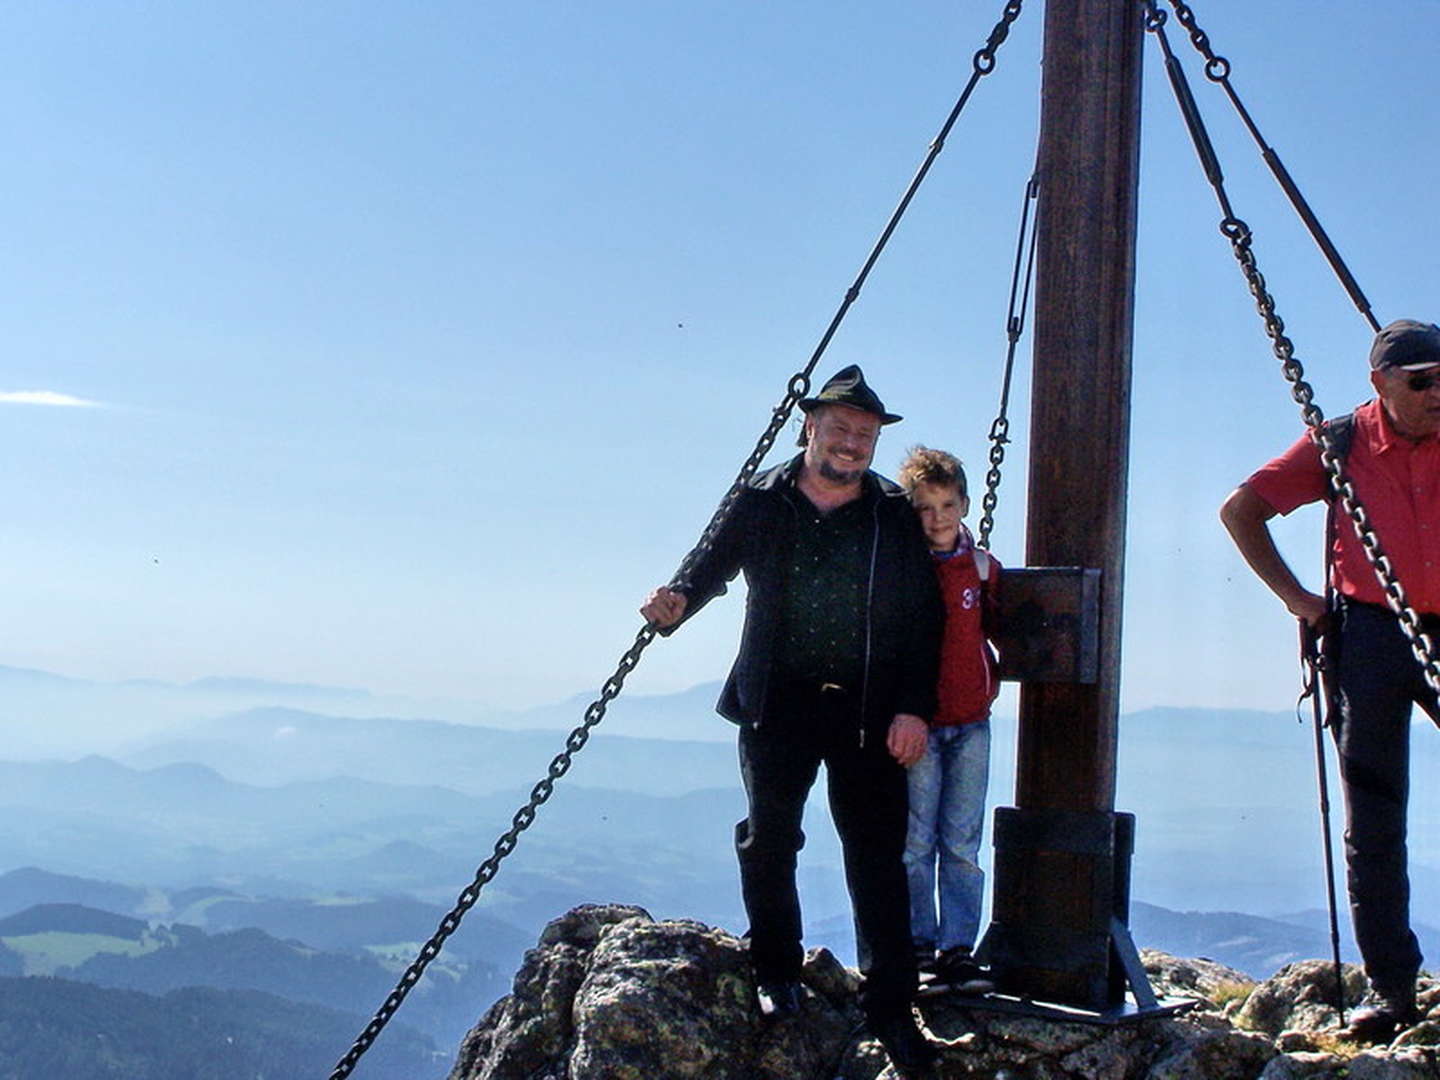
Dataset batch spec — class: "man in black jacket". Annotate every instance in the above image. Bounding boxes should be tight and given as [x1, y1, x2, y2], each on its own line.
[643, 366, 943, 1074]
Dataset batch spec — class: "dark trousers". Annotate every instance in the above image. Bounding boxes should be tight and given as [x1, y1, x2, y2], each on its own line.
[1331, 601, 1440, 1002]
[736, 710, 916, 1020]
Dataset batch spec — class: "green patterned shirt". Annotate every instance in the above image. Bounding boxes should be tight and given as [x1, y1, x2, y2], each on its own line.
[774, 490, 870, 689]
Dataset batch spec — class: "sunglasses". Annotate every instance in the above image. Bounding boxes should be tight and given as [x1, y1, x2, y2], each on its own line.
[1405, 370, 1440, 392]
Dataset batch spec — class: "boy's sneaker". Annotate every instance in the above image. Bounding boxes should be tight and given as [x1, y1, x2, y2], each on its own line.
[914, 946, 939, 978]
[932, 947, 995, 995]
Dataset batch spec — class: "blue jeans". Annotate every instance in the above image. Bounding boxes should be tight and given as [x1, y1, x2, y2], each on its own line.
[904, 721, 990, 954]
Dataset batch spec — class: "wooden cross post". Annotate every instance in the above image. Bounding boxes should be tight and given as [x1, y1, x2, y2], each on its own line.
[979, 0, 1155, 1013]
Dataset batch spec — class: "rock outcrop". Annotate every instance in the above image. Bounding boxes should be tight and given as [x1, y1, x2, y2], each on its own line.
[449, 904, 1440, 1079]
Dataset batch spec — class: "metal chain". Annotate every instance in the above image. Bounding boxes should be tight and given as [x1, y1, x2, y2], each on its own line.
[976, 172, 1039, 551]
[327, 4, 1030, 1075]
[1160, 0, 1378, 333]
[326, 626, 654, 1079]
[676, 1, 1025, 586]
[679, 0, 1025, 585]
[1143, 2, 1440, 707]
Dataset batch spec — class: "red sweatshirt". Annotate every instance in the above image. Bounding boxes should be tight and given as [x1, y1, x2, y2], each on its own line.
[931, 542, 999, 727]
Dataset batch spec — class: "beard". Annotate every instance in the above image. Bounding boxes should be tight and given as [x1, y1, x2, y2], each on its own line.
[817, 458, 865, 486]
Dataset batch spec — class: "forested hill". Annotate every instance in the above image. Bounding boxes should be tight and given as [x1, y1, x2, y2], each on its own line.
[0, 976, 443, 1080]
[0, 902, 147, 939]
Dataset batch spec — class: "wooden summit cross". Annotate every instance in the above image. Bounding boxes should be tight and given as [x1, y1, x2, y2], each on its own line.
[975, 0, 1175, 1018]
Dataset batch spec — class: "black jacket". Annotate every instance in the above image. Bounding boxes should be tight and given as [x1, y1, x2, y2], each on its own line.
[674, 455, 942, 743]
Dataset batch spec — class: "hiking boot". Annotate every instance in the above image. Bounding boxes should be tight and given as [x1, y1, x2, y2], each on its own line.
[933, 946, 995, 994]
[1339, 999, 1419, 1044]
[755, 979, 803, 1019]
[869, 1010, 937, 1077]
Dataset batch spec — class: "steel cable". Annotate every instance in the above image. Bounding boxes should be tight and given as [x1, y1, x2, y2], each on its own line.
[1143, 2, 1440, 711]
[1161, 0, 1378, 333]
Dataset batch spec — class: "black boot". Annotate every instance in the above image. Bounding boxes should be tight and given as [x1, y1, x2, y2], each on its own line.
[869, 1010, 937, 1077]
[1339, 997, 1418, 1044]
[755, 979, 803, 1019]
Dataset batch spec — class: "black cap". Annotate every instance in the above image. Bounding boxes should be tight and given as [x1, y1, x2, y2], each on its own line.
[797, 365, 902, 424]
[1369, 319, 1440, 371]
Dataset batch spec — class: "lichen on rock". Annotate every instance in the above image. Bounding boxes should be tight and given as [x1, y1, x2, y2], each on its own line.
[446, 905, 1440, 1080]
[1234, 960, 1368, 1038]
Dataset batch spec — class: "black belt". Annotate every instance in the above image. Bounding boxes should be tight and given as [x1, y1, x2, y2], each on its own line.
[771, 676, 858, 704]
[1337, 595, 1440, 630]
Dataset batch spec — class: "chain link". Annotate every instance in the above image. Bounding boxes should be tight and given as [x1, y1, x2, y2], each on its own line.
[974, 0, 1024, 75]
[977, 414, 1010, 551]
[976, 173, 1038, 551]
[327, 5, 1032, 1075]
[1142, 1, 1440, 706]
[1162, 0, 1226, 80]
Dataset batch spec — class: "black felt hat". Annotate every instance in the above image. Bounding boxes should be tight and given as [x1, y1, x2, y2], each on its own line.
[1370, 319, 1440, 371]
[798, 365, 902, 424]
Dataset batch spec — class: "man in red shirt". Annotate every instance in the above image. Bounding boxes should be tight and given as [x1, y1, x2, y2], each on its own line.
[1221, 318, 1440, 1042]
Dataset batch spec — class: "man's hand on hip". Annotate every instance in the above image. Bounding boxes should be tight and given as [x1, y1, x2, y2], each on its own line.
[1288, 591, 1328, 627]
[886, 714, 929, 767]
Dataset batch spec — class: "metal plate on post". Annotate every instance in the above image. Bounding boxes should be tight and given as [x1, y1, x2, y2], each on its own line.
[993, 567, 1102, 684]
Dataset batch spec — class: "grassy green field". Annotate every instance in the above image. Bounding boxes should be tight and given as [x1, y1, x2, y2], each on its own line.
[1, 931, 164, 975]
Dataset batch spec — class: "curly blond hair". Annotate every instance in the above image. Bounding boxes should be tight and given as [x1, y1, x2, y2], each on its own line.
[897, 445, 967, 500]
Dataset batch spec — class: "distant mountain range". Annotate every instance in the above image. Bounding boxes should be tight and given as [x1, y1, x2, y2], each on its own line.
[5, 730, 1439, 983]
[0, 661, 731, 761]
[0, 753, 754, 929]
[0, 664, 372, 701]
[119, 704, 741, 793]
[102, 693, 1440, 918]
[10, 662, 1440, 1072]
[10, 675, 1440, 921]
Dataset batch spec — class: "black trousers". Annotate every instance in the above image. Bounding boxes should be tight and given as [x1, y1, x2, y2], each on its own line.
[1332, 601, 1440, 1002]
[735, 706, 915, 1020]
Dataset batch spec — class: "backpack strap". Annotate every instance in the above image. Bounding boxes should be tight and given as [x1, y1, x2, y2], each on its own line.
[1320, 411, 1355, 617]
[1324, 411, 1355, 467]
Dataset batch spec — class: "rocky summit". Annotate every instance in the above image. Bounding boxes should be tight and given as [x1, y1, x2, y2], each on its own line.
[448, 904, 1440, 1079]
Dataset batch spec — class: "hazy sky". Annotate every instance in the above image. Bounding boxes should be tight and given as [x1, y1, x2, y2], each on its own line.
[2, 2, 1436, 716]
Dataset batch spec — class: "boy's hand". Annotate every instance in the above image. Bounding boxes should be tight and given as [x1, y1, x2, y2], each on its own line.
[886, 714, 929, 767]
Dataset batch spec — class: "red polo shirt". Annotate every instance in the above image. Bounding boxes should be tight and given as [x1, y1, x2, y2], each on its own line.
[1246, 399, 1440, 614]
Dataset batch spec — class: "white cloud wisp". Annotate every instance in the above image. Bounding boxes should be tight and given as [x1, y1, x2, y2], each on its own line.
[0, 390, 102, 408]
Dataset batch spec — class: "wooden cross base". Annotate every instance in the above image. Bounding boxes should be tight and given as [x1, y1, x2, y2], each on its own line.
[976, 808, 1173, 1015]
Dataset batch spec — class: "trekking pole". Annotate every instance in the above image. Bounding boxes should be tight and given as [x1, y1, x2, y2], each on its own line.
[1300, 619, 1346, 1026]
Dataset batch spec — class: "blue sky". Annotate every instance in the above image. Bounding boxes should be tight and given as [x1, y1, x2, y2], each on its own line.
[2, 2, 1436, 717]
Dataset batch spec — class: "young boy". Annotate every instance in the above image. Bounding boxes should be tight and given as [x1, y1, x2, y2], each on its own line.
[897, 445, 999, 992]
